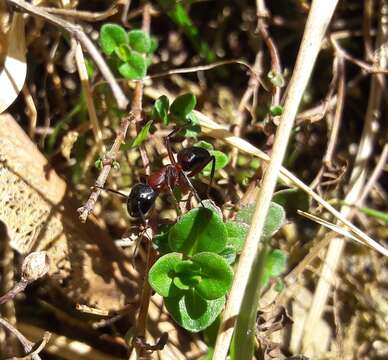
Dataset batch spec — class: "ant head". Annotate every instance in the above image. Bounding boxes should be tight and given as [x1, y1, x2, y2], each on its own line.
[177, 147, 211, 173]
[127, 183, 158, 219]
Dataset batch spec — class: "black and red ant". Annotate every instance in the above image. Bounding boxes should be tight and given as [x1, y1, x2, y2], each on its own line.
[97, 128, 216, 222]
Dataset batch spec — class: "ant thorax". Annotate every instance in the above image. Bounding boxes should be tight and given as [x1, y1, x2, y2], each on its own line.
[147, 164, 180, 192]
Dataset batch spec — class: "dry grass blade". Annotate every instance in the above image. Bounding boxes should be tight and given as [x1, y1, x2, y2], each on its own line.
[297, 211, 366, 247]
[0, 13, 26, 113]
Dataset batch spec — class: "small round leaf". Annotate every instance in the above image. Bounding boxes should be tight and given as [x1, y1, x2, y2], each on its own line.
[235, 203, 255, 224]
[192, 252, 233, 300]
[128, 30, 151, 53]
[118, 52, 147, 80]
[262, 202, 286, 238]
[114, 44, 132, 62]
[149, 253, 183, 297]
[165, 291, 225, 332]
[175, 112, 201, 138]
[174, 259, 200, 274]
[270, 105, 284, 116]
[168, 207, 227, 255]
[235, 202, 285, 239]
[152, 95, 170, 124]
[100, 24, 128, 55]
[203, 150, 229, 175]
[272, 188, 310, 215]
[170, 93, 196, 118]
[225, 221, 249, 253]
[194, 140, 214, 151]
[153, 224, 173, 254]
[200, 200, 223, 219]
[261, 249, 287, 287]
[174, 273, 201, 290]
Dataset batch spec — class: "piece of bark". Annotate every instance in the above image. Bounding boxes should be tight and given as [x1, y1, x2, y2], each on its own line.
[0, 113, 138, 311]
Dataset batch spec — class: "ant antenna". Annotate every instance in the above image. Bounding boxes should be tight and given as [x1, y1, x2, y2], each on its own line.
[92, 185, 128, 198]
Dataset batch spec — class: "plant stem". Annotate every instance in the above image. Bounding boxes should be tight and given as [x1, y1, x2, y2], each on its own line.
[230, 243, 269, 360]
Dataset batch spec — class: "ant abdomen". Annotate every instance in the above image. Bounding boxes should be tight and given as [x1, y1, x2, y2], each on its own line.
[127, 183, 158, 219]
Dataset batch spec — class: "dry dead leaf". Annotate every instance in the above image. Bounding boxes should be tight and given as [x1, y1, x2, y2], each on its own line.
[0, 13, 26, 113]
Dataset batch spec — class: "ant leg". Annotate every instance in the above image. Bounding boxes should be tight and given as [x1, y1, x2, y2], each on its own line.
[168, 185, 182, 216]
[165, 167, 182, 216]
[180, 171, 204, 206]
[93, 185, 128, 198]
[137, 200, 148, 224]
[206, 155, 216, 197]
[187, 155, 216, 198]
[164, 126, 188, 165]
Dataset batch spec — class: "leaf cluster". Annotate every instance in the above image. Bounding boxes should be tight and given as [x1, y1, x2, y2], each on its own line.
[149, 195, 291, 332]
[99, 24, 157, 80]
[152, 93, 200, 138]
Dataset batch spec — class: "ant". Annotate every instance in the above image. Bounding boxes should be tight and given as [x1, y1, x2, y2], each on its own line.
[97, 128, 216, 222]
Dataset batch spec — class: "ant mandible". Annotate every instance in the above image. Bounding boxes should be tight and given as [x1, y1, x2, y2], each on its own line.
[98, 128, 216, 222]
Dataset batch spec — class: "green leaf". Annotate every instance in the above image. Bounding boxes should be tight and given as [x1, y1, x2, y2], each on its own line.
[270, 105, 284, 116]
[179, 112, 201, 138]
[235, 203, 254, 224]
[168, 207, 227, 256]
[129, 120, 153, 148]
[100, 23, 128, 55]
[165, 290, 225, 332]
[150, 37, 159, 53]
[261, 249, 287, 287]
[219, 245, 237, 265]
[114, 44, 132, 62]
[118, 52, 147, 80]
[173, 273, 201, 290]
[153, 224, 173, 254]
[192, 252, 233, 300]
[194, 140, 214, 151]
[225, 221, 249, 253]
[152, 95, 170, 124]
[170, 93, 197, 118]
[148, 253, 183, 297]
[203, 150, 229, 174]
[128, 30, 151, 53]
[175, 259, 200, 272]
[236, 202, 286, 239]
[95, 158, 103, 170]
[200, 200, 223, 219]
[273, 188, 310, 215]
[174, 260, 202, 289]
